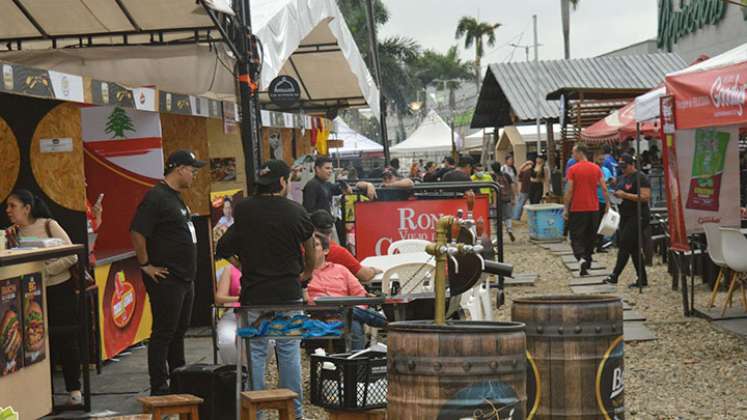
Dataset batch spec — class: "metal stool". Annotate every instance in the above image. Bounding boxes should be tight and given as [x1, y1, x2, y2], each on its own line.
[137, 394, 203, 420]
[240, 389, 297, 420]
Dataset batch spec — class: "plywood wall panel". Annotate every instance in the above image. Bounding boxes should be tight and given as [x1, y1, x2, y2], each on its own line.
[206, 118, 245, 192]
[160, 114, 210, 216]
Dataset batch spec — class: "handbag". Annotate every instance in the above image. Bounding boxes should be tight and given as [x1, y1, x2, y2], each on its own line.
[44, 219, 94, 290]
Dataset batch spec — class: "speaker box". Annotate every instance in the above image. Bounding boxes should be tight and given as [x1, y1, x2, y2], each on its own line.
[171, 364, 244, 420]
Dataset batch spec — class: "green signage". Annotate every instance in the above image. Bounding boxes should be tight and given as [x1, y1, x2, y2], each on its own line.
[658, 0, 727, 51]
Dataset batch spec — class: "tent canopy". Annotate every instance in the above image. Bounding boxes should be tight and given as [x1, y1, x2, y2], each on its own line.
[390, 110, 462, 156]
[0, 0, 379, 117]
[330, 117, 382, 158]
[581, 101, 659, 143]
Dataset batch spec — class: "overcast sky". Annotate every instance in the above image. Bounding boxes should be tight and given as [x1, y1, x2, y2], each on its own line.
[379, 0, 659, 63]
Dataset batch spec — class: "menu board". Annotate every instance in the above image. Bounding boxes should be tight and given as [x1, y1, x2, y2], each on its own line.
[21, 273, 45, 366]
[0, 277, 23, 375]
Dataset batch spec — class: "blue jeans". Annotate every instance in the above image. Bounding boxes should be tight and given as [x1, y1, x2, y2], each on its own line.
[242, 311, 303, 419]
[351, 307, 387, 350]
[513, 192, 529, 220]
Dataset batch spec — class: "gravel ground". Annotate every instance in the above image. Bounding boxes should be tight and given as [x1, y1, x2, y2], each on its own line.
[260, 221, 747, 419]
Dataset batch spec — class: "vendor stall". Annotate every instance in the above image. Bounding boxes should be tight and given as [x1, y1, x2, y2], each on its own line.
[390, 110, 462, 162]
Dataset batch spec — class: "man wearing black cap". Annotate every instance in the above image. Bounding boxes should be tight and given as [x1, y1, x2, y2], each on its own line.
[216, 159, 316, 418]
[442, 156, 473, 182]
[130, 149, 205, 395]
[605, 154, 651, 288]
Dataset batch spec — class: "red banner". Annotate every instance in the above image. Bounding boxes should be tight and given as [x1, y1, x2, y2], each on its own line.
[354, 197, 491, 259]
[666, 60, 747, 129]
[659, 96, 690, 251]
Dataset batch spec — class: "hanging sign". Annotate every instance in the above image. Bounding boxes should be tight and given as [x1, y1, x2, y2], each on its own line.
[268, 76, 301, 108]
[659, 96, 690, 251]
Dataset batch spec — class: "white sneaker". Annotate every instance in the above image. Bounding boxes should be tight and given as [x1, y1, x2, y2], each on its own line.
[68, 390, 82, 406]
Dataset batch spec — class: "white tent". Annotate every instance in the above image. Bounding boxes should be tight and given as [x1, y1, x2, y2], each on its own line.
[635, 42, 747, 122]
[0, 0, 379, 117]
[463, 125, 560, 151]
[391, 110, 462, 157]
[330, 117, 383, 158]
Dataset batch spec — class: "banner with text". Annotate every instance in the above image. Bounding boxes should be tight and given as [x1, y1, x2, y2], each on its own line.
[666, 60, 747, 130]
[354, 197, 491, 259]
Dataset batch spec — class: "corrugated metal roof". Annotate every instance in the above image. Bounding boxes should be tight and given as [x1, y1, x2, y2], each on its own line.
[471, 52, 687, 128]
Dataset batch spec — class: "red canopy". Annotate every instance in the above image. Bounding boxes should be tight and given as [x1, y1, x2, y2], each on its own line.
[581, 101, 659, 143]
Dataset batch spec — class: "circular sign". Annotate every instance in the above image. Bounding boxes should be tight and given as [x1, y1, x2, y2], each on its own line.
[268, 75, 301, 108]
[596, 336, 625, 419]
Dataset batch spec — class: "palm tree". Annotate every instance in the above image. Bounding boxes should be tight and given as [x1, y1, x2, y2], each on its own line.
[455, 17, 501, 90]
[378, 36, 421, 141]
[561, 0, 580, 59]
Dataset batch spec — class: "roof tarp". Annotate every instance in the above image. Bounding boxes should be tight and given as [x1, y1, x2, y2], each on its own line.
[471, 53, 687, 128]
[330, 117, 382, 158]
[390, 110, 462, 156]
[581, 101, 659, 143]
[0, 0, 379, 117]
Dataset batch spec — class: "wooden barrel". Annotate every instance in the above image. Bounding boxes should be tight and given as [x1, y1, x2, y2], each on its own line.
[387, 321, 527, 420]
[511, 295, 624, 419]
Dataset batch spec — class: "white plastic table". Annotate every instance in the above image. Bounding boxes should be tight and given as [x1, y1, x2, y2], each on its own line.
[361, 252, 435, 283]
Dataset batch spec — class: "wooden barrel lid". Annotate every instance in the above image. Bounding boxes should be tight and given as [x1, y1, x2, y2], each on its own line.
[388, 320, 525, 334]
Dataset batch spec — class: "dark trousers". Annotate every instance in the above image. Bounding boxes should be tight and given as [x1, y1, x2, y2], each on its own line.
[528, 182, 543, 204]
[48, 280, 81, 392]
[569, 211, 599, 263]
[143, 276, 195, 391]
[612, 217, 648, 285]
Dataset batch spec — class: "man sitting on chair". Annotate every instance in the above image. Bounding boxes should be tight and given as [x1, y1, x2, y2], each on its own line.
[306, 234, 387, 350]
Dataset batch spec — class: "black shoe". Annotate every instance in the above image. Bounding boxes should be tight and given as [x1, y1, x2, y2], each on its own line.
[628, 282, 648, 289]
[579, 259, 591, 276]
[595, 247, 608, 253]
[603, 275, 618, 284]
[508, 230, 516, 242]
[150, 386, 171, 396]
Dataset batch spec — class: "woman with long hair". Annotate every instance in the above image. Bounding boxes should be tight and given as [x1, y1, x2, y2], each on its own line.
[5, 189, 81, 406]
[528, 154, 547, 204]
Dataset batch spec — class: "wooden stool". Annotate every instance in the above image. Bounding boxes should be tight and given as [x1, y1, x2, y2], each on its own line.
[240, 389, 297, 420]
[137, 394, 203, 420]
[326, 409, 387, 420]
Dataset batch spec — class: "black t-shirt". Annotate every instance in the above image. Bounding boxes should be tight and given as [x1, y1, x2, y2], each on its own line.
[618, 171, 651, 221]
[130, 182, 197, 281]
[441, 169, 471, 182]
[216, 195, 314, 305]
[303, 176, 343, 213]
[422, 171, 438, 183]
[435, 167, 454, 181]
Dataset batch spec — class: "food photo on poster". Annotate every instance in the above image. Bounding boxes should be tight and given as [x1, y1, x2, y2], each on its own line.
[21, 273, 44, 366]
[0, 277, 22, 376]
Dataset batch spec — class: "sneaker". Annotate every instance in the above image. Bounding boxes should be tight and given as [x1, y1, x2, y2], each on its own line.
[150, 386, 171, 396]
[507, 230, 516, 242]
[603, 275, 618, 285]
[68, 390, 82, 406]
[628, 282, 648, 289]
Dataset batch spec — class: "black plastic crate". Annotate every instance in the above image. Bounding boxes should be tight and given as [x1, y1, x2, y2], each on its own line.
[309, 351, 387, 410]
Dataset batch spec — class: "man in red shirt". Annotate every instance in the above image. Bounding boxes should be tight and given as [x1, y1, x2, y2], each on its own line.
[564, 144, 610, 275]
[309, 210, 381, 283]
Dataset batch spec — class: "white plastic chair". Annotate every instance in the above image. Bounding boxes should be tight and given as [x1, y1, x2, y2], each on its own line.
[460, 288, 483, 321]
[718, 227, 747, 317]
[387, 239, 430, 255]
[703, 223, 729, 308]
[381, 262, 435, 296]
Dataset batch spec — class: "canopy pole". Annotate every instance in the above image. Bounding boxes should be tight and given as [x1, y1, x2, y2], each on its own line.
[235, 0, 262, 193]
[636, 122, 644, 294]
[364, 0, 390, 165]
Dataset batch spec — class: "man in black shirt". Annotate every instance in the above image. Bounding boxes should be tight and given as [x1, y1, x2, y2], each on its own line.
[605, 154, 651, 288]
[434, 156, 456, 180]
[130, 149, 205, 395]
[303, 156, 375, 242]
[442, 156, 473, 182]
[216, 159, 315, 418]
[422, 161, 438, 182]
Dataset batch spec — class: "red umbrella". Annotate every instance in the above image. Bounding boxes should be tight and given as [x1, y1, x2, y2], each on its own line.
[581, 101, 659, 144]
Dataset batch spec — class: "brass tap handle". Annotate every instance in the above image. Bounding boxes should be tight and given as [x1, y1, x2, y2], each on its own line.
[465, 190, 475, 211]
[476, 218, 485, 237]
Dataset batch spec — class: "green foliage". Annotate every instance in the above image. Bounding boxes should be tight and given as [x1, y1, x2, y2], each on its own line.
[412, 46, 475, 89]
[105, 106, 135, 138]
[455, 16, 500, 59]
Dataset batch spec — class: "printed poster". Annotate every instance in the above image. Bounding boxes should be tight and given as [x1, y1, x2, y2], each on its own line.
[21, 273, 45, 366]
[685, 128, 729, 211]
[675, 125, 741, 233]
[0, 277, 23, 375]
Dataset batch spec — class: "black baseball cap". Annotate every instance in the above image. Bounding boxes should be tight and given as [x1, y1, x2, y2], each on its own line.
[619, 154, 635, 166]
[255, 159, 291, 185]
[166, 150, 206, 172]
[309, 209, 335, 233]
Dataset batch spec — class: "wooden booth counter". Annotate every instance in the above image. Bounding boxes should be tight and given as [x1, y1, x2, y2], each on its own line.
[0, 244, 87, 418]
